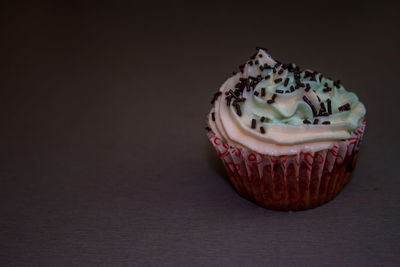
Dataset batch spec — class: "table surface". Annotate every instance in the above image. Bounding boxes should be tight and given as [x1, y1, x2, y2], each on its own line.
[1, 1, 400, 266]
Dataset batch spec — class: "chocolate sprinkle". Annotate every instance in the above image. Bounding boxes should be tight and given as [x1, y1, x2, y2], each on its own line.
[260, 116, 265, 122]
[284, 78, 289, 86]
[305, 84, 311, 92]
[274, 78, 282, 83]
[271, 94, 277, 100]
[323, 87, 332, 93]
[302, 96, 317, 116]
[210, 91, 222, 104]
[205, 127, 212, 131]
[313, 118, 319, 124]
[320, 102, 327, 113]
[338, 103, 351, 111]
[255, 60, 259, 65]
[267, 99, 274, 104]
[251, 119, 256, 129]
[334, 80, 341, 88]
[322, 121, 331, 125]
[249, 61, 254, 66]
[265, 75, 271, 80]
[254, 91, 259, 96]
[261, 87, 266, 97]
[303, 119, 311, 124]
[327, 99, 332, 114]
[211, 112, 215, 121]
[276, 89, 284, 94]
[229, 89, 238, 99]
[278, 69, 284, 75]
[290, 86, 295, 92]
[260, 126, 265, 134]
[234, 103, 242, 116]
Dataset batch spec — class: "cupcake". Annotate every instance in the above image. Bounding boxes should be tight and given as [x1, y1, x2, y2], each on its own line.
[206, 47, 366, 211]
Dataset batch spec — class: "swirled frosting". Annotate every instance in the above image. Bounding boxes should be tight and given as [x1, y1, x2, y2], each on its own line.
[207, 48, 366, 155]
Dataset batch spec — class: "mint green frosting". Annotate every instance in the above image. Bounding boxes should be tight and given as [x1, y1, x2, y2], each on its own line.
[234, 57, 366, 134]
[209, 49, 366, 153]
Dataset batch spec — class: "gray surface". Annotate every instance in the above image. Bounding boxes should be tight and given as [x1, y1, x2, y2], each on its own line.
[1, 1, 400, 266]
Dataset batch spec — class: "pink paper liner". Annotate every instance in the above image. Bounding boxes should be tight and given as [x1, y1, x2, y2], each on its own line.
[206, 120, 366, 211]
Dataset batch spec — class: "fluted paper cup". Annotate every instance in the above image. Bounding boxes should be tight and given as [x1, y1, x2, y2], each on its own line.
[206, 120, 366, 211]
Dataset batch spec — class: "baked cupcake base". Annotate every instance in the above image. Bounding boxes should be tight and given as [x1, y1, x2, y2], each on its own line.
[206, 120, 366, 211]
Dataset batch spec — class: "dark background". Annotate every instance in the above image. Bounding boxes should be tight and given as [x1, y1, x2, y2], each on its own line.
[1, 1, 399, 266]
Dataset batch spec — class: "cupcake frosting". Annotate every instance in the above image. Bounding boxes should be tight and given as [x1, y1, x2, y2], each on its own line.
[208, 48, 366, 155]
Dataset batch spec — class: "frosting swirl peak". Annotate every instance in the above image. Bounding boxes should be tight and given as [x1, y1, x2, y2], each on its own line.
[208, 48, 366, 155]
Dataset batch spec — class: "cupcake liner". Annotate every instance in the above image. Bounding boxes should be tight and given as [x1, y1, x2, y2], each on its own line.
[206, 120, 366, 211]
